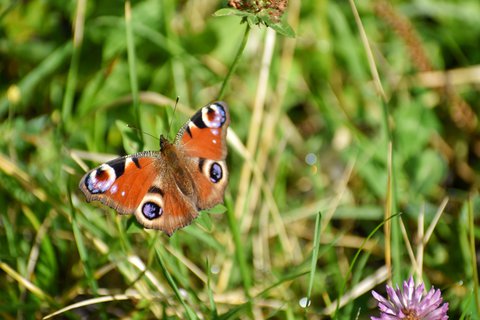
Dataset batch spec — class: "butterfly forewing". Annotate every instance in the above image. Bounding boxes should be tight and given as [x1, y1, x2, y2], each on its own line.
[79, 153, 160, 214]
[178, 101, 229, 160]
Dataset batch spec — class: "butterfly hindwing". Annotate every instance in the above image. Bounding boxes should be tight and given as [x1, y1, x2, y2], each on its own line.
[132, 176, 198, 236]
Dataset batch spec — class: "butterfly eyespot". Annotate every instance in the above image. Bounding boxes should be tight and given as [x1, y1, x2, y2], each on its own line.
[85, 165, 116, 194]
[142, 202, 163, 220]
[201, 104, 226, 129]
[209, 162, 223, 183]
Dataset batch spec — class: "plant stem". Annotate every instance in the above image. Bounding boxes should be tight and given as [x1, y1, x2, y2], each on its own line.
[218, 23, 251, 100]
[125, 0, 143, 146]
[62, 0, 86, 129]
[468, 197, 480, 314]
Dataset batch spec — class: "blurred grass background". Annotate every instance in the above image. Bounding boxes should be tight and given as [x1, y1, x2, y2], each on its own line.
[1, 0, 479, 318]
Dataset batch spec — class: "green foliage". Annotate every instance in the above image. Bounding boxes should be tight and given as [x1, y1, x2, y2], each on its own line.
[1, 0, 480, 319]
[214, 8, 295, 38]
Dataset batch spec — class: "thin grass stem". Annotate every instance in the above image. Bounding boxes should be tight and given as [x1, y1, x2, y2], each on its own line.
[306, 212, 322, 305]
[349, 0, 401, 283]
[224, 195, 253, 317]
[125, 0, 143, 145]
[468, 197, 480, 314]
[218, 24, 250, 100]
[332, 213, 401, 318]
[155, 246, 198, 320]
[61, 0, 86, 128]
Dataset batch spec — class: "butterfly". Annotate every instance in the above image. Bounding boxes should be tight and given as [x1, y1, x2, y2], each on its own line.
[79, 101, 230, 236]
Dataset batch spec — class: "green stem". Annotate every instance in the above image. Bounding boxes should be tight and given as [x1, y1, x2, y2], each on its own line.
[67, 182, 107, 319]
[225, 196, 253, 318]
[468, 197, 480, 314]
[62, 0, 86, 129]
[333, 213, 401, 318]
[380, 98, 401, 283]
[125, 0, 143, 146]
[306, 212, 322, 305]
[217, 24, 251, 100]
[155, 246, 198, 320]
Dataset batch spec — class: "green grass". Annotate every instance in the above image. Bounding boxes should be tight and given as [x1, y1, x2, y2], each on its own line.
[1, 0, 480, 319]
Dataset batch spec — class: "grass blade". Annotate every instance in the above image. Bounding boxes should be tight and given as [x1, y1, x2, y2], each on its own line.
[306, 212, 322, 306]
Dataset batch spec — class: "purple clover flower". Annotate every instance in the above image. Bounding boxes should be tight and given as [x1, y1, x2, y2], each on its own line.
[371, 276, 448, 320]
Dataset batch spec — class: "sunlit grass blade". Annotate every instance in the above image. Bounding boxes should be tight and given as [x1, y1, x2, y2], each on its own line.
[468, 197, 480, 315]
[349, 0, 401, 285]
[332, 212, 401, 318]
[68, 184, 101, 300]
[217, 270, 309, 320]
[155, 245, 198, 320]
[306, 212, 322, 307]
[42, 294, 138, 319]
[223, 194, 254, 318]
[0, 261, 54, 304]
[206, 259, 218, 319]
[324, 265, 389, 316]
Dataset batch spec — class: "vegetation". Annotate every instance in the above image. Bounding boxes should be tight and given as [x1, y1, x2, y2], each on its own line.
[1, 0, 479, 318]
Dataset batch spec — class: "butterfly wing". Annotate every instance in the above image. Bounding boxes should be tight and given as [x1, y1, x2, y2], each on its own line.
[176, 101, 230, 209]
[79, 101, 230, 235]
[79, 151, 197, 236]
[176, 101, 229, 160]
[79, 154, 157, 213]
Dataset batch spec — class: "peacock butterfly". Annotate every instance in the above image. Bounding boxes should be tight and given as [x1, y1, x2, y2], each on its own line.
[79, 101, 229, 236]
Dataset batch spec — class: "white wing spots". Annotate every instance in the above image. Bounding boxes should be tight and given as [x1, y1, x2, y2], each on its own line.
[110, 184, 118, 194]
[121, 191, 126, 197]
[212, 139, 217, 144]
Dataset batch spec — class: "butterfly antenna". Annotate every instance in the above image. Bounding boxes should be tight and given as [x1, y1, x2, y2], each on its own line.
[167, 96, 180, 138]
[126, 124, 160, 141]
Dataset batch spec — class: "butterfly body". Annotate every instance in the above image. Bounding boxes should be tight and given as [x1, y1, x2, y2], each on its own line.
[79, 102, 229, 236]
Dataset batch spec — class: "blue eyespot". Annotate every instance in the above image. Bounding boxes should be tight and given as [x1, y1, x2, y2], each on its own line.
[142, 202, 163, 220]
[209, 162, 223, 183]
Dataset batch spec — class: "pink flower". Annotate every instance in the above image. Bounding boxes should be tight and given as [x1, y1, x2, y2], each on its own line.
[371, 276, 448, 320]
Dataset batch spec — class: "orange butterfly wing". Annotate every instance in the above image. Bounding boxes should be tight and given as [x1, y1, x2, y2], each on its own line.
[79, 102, 230, 235]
